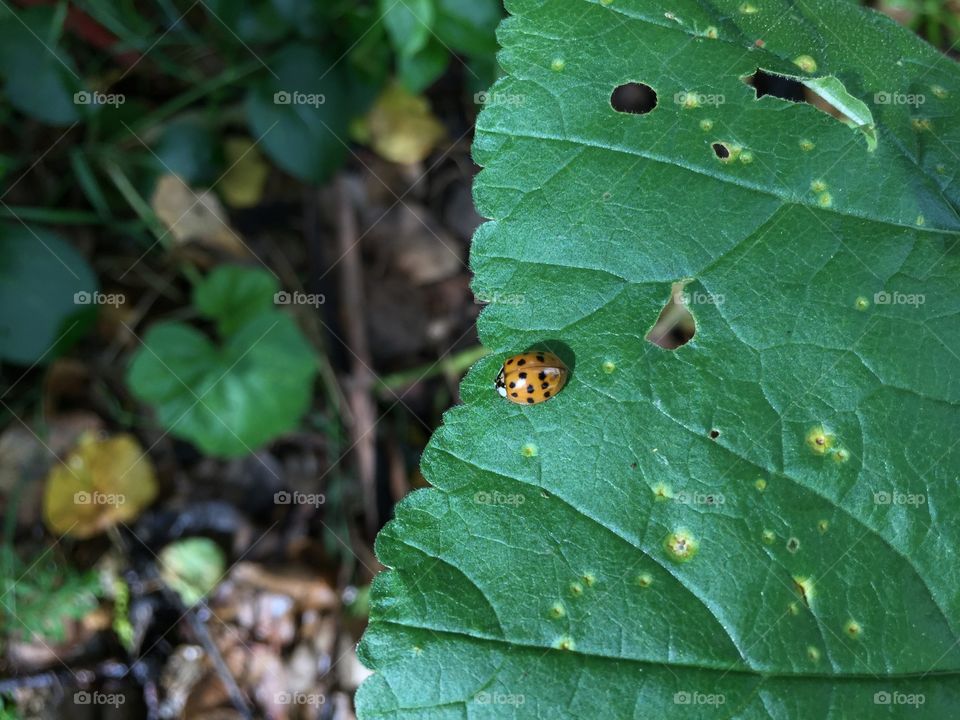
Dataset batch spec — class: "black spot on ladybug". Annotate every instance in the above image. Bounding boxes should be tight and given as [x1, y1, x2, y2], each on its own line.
[544, 391, 551, 398]
[519, 372, 527, 379]
[511, 392, 519, 398]
[541, 382, 549, 389]
[517, 359, 526, 365]
[509, 382, 515, 388]
[536, 355, 545, 362]
[507, 358, 514, 364]
[526, 397, 535, 404]
[538, 371, 547, 380]
[527, 385, 535, 393]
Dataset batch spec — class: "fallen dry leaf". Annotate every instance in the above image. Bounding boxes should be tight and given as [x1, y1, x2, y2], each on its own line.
[42, 431, 158, 538]
[150, 174, 247, 256]
[365, 84, 446, 165]
[219, 137, 270, 209]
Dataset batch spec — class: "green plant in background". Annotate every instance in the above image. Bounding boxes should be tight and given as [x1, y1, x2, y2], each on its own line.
[0, 696, 20, 720]
[158, 537, 226, 606]
[0, 546, 102, 645]
[0, 0, 504, 374]
[0, 224, 96, 365]
[357, 0, 960, 716]
[880, 0, 960, 50]
[128, 266, 319, 456]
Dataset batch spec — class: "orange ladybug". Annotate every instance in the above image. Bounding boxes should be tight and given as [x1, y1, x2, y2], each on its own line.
[495, 351, 568, 405]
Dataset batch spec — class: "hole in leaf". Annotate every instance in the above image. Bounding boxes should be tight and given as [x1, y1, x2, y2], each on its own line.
[709, 429, 720, 440]
[646, 282, 696, 349]
[611, 82, 657, 114]
[745, 68, 807, 103]
[712, 142, 730, 159]
[742, 68, 877, 150]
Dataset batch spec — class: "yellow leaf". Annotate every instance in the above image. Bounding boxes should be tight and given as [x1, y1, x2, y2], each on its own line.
[150, 174, 247, 255]
[366, 84, 446, 165]
[43, 432, 158, 538]
[219, 137, 270, 209]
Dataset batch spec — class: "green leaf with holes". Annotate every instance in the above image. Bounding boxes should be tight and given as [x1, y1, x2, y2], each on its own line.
[357, 0, 960, 717]
[127, 266, 318, 457]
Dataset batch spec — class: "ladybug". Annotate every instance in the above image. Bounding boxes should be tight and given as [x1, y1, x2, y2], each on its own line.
[495, 351, 568, 405]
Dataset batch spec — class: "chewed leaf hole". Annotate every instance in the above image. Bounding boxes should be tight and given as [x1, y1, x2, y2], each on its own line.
[742, 68, 877, 150]
[712, 143, 731, 160]
[745, 68, 807, 103]
[611, 82, 657, 114]
[647, 282, 696, 349]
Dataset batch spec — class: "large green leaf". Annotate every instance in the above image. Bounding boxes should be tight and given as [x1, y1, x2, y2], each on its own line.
[358, 0, 960, 717]
[0, 223, 96, 365]
[127, 267, 318, 457]
[0, 6, 85, 126]
[245, 44, 351, 185]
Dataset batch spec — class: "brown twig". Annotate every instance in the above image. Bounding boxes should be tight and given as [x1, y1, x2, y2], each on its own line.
[334, 177, 379, 538]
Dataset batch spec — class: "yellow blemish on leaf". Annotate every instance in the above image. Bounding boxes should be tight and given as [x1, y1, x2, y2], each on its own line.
[653, 483, 673, 501]
[636, 573, 653, 588]
[806, 425, 835, 455]
[854, 296, 870, 311]
[551, 58, 566, 72]
[755, 477, 767, 492]
[792, 576, 814, 607]
[664, 529, 699, 562]
[793, 55, 818, 73]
